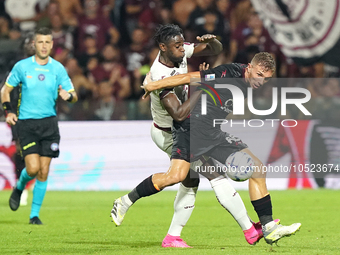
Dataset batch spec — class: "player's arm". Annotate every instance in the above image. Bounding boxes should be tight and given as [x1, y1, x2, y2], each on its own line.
[192, 34, 223, 57]
[58, 66, 78, 103]
[59, 86, 78, 103]
[142, 71, 201, 98]
[162, 90, 203, 122]
[1, 84, 17, 125]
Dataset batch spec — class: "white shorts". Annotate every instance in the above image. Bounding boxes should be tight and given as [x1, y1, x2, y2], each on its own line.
[151, 122, 203, 169]
[151, 123, 173, 157]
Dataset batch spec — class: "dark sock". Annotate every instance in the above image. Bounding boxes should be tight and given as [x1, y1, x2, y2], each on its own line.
[14, 153, 25, 180]
[127, 188, 140, 203]
[128, 175, 160, 203]
[259, 215, 273, 227]
[251, 194, 273, 226]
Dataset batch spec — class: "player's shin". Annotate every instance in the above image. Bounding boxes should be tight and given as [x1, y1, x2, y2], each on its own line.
[251, 194, 273, 226]
[210, 175, 252, 231]
[30, 179, 47, 219]
[167, 183, 198, 237]
[127, 175, 161, 204]
[16, 168, 34, 191]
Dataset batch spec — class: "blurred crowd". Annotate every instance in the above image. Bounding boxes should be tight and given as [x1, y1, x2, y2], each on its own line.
[0, 0, 339, 122]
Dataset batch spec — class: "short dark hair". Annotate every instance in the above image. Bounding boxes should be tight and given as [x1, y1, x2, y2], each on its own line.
[84, 33, 96, 40]
[251, 52, 276, 73]
[154, 24, 183, 45]
[35, 27, 52, 37]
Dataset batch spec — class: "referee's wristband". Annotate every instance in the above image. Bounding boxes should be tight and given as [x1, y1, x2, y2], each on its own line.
[67, 93, 73, 102]
[2, 102, 13, 116]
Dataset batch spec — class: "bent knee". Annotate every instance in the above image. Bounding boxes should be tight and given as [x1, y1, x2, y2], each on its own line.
[26, 165, 40, 176]
[252, 159, 267, 178]
[167, 173, 187, 185]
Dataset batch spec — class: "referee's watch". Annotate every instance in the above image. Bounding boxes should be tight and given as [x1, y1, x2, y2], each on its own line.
[67, 93, 73, 102]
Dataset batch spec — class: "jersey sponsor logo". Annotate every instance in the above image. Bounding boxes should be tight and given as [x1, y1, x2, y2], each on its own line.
[27, 75, 32, 78]
[38, 74, 45, 81]
[35, 68, 49, 72]
[221, 70, 227, 78]
[50, 143, 59, 151]
[170, 70, 179, 76]
[205, 74, 215, 81]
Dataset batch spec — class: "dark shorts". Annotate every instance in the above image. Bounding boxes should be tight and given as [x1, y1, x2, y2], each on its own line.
[11, 124, 19, 142]
[171, 118, 248, 164]
[206, 139, 248, 165]
[17, 116, 60, 158]
[171, 119, 191, 162]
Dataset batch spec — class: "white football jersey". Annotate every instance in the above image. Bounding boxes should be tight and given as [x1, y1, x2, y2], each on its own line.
[150, 43, 194, 128]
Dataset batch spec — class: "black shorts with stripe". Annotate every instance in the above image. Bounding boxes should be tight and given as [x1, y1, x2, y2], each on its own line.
[17, 116, 60, 158]
[171, 118, 191, 162]
[171, 117, 248, 164]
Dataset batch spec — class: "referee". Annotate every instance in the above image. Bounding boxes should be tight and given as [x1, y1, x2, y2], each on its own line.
[1, 27, 78, 224]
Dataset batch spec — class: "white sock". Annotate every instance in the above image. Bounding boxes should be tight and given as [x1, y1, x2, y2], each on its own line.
[263, 221, 277, 231]
[167, 183, 197, 236]
[210, 176, 252, 231]
[122, 194, 133, 206]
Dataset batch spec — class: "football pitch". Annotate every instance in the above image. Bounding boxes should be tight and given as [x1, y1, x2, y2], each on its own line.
[1, 189, 339, 254]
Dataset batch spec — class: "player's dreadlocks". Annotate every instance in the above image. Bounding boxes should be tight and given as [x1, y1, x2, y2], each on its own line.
[154, 24, 183, 45]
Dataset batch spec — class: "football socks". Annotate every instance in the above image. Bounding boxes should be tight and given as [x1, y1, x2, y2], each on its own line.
[167, 183, 197, 236]
[251, 194, 273, 226]
[16, 168, 34, 191]
[30, 179, 48, 219]
[128, 175, 160, 203]
[210, 176, 252, 231]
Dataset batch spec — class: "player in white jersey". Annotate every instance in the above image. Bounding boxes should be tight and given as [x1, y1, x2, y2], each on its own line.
[111, 24, 269, 247]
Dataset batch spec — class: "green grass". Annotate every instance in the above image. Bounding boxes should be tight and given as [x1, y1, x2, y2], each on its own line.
[1, 189, 339, 254]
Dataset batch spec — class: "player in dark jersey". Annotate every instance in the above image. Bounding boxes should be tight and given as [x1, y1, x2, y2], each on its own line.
[112, 24, 266, 247]
[113, 52, 301, 245]
[141, 52, 301, 244]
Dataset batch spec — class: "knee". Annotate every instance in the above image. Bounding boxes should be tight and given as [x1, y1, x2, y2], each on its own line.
[37, 166, 50, 181]
[251, 158, 267, 179]
[182, 171, 200, 188]
[26, 164, 40, 177]
[167, 172, 187, 185]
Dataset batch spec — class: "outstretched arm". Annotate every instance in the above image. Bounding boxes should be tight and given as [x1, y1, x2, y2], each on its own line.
[141, 71, 201, 98]
[159, 62, 208, 121]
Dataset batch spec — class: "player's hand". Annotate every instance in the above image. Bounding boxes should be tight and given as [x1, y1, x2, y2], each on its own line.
[141, 72, 152, 99]
[196, 34, 216, 43]
[199, 62, 210, 71]
[5, 112, 17, 126]
[58, 85, 71, 101]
